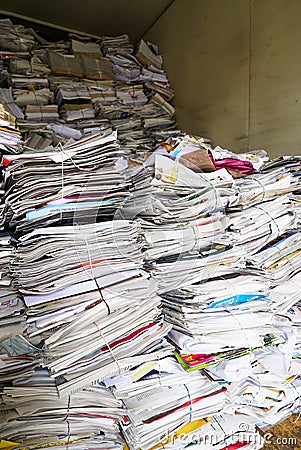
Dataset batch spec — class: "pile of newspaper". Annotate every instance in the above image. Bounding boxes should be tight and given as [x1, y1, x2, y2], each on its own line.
[0, 118, 169, 447]
[0, 18, 176, 160]
[117, 136, 301, 448]
[0, 16, 300, 450]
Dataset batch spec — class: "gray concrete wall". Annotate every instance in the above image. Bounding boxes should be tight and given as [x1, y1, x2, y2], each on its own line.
[145, 0, 301, 157]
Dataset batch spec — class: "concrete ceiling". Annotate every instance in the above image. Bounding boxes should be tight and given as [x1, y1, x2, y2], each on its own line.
[0, 0, 174, 42]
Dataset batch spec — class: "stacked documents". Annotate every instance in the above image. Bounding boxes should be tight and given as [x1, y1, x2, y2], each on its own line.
[0, 367, 124, 448]
[0, 17, 300, 450]
[108, 358, 226, 450]
[2, 130, 127, 233]
[0, 20, 176, 159]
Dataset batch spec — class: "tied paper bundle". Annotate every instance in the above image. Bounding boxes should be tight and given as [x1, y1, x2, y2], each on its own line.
[226, 196, 297, 254]
[5, 220, 171, 396]
[2, 130, 128, 234]
[106, 357, 226, 450]
[0, 87, 24, 120]
[0, 19, 35, 53]
[0, 231, 26, 344]
[246, 232, 301, 283]
[161, 274, 285, 373]
[9, 55, 51, 76]
[0, 20, 177, 160]
[121, 151, 244, 293]
[0, 368, 124, 449]
[25, 104, 59, 121]
[101, 34, 134, 55]
[0, 102, 23, 150]
[13, 88, 54, 107]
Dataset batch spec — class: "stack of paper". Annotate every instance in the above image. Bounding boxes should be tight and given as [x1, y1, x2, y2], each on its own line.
[102, 35, 134, 55]
[118, 138, 300, 447]
[2, 130, 127, 233]
[9, 55, 51, 76]
[25, 104, 59, 121]
[0, 105, 23, 150]
[13, 87, 54, 107]
[0, 21, 176, 160]
[0, 17, 300, 450]
[107, 357, 226, 449]
[0, 19, 35, 53]
[0, 87, 24, 119]
[0, 367, 124, 448]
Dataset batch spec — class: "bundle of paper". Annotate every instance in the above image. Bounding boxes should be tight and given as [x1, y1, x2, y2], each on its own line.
[23, 129, 56, 150]
[89, 81, 117, 105]
[0, 232, 27, 344]
[0, 19, 35, 52]
[228, 167, 300, 208]
[107, 53, 142, 83]
[246, 232, 301, 282]
[25, 104, 59, 121]
[46, 122, 82, 141]
[71, 39, 102, 57]
[9, 75, 49, 89]
[2, 131, 127, 231]
[0, 87, 24, 119]
[74, 118, 111, 135]
[0, 367, 124, 449]
[60, 103, 95, 121]
[55, 84, 92, 105]
[226, 195, 297, 254]
[116, 84, 148, 107]
[0, 105, 23, 158]
[13, 87, 54, 107]
[144, 81, 174, 102]
[81, 55, 114, 80]
[106, 356, 226, 450]
[9, 56, 51, 75]
[135, 40, 163, 70]
[102, 35, 133, 55]
[11, 220, 142, 295]
[48, 51, 84, 77]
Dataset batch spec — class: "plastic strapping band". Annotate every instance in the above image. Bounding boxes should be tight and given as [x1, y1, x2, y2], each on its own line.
[253, 205, 281, 236]
[76, 222, 111, 315]
[94, 321, 122, 373]
[183, 383, 193, 423]
[59, 142, 64, 222]
[63, 395, 71, 449]
[249, 177, 266, 202]
[33, 87, 49, 122]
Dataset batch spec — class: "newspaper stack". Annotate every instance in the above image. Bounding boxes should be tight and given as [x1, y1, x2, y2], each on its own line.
[0, 18, 35, 54]
[2, 130, 127, 234]
[102, 34, 134, 55]
[108, 359, 227, 450]
[7, 219, 169, 392]
[0, 87, 24, 119]
[0, 368, 124, 448]
[119, 135, 301, 447]
[0, 19, 176, 160]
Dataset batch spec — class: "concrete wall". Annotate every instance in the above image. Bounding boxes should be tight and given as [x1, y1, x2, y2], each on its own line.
[145, 0, 301, 157]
